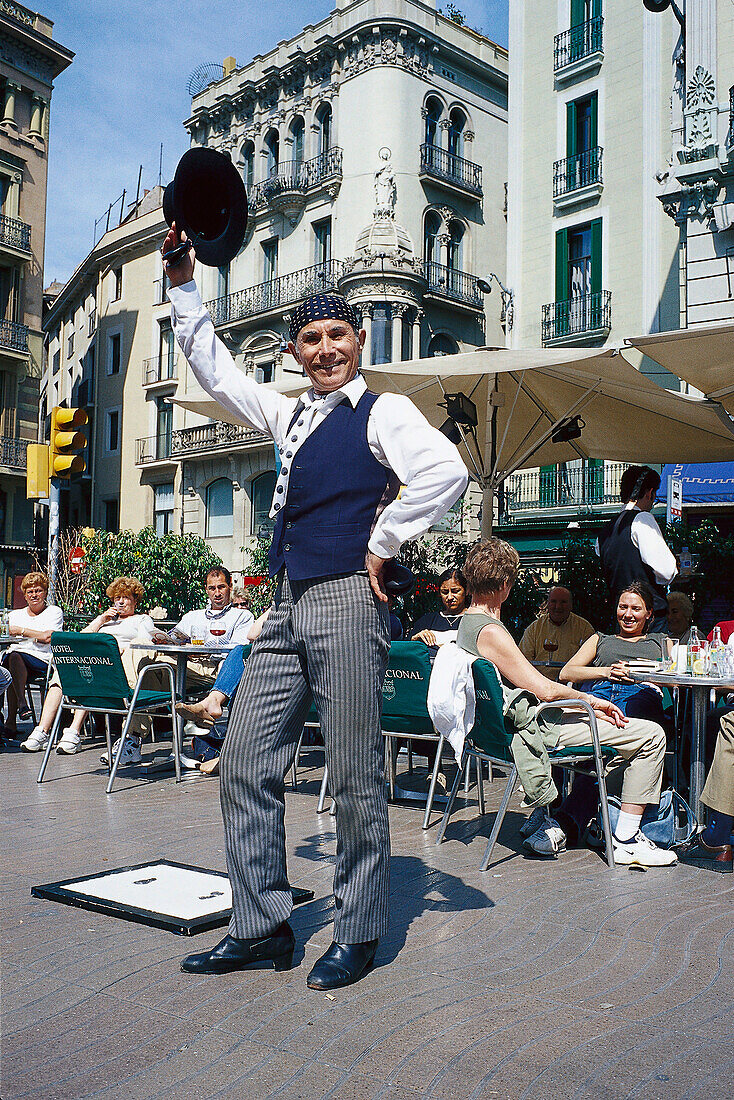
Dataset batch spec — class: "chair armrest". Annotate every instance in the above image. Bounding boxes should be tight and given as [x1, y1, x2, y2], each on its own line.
[534, 697, 602, 756]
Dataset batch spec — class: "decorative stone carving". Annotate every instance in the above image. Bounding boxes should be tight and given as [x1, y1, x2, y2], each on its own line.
[374, 147, 396, 217]
[682, 65, 717, 159]
[686, 65, 716, 110]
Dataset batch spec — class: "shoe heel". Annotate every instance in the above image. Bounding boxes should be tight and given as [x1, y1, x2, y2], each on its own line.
[272, 949, 295, 971]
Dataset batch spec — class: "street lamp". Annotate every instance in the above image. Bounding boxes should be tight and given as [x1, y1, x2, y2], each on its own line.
[476, 273, 514, 331]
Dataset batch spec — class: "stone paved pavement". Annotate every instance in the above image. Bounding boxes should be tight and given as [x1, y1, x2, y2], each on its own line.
[2, 738, 733, 1100]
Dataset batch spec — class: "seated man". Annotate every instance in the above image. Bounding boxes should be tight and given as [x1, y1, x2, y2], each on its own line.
[111, 566, 254, 767]
[680, 710, 733, 873]
[518, 586, 594, 678]
[457, 538, 677, 867]
[666, 591, 693, 644]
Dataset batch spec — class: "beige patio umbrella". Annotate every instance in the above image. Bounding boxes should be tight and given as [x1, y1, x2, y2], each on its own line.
[362, 345, 734, 534]
[624, 322, 734, 415]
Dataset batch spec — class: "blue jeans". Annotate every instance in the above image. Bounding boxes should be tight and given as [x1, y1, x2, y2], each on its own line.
[588, 679, 667, 725]
[213, 645, 246, 701]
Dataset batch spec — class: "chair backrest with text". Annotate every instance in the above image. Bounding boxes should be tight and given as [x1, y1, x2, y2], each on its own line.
[51, 631, 131, 709]
[381, 641, 434, 735]
[468, 659, 513, 762]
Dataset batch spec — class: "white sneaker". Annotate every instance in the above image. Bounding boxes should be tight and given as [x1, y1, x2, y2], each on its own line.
[167, 750, 200, 770]
[21, 726, 50, 752]
[56, 727, 82, 755]
[612, 830, 678, 867]
[523, 816, 567, 857]
[519, 806, 547, 838]
[100, 736, 142, 767]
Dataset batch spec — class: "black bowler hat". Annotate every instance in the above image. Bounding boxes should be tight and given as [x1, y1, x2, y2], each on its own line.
[163, 147, 248, 267]
[384, 560, 416, 598]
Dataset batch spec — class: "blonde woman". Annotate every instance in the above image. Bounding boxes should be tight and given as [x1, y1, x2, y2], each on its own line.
[1, 572, 62, 737]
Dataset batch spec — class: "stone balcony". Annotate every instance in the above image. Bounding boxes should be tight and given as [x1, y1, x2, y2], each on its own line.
[423, 261, 484, 311]
[0, 213, 31, 257]
[553, 147, 603, 210]
[0, 435, 29, 471]
[553, 17, 603, 84]
[419, 143, 482, 199]
[542, 290, 612, 346]
[170, 422, 269, 458]
[249, 147, 343, 222]
[0, 318, 29, 355]
[206, 259, 344, 328]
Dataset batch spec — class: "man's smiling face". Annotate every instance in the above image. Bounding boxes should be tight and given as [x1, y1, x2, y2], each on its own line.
[289, 318, 366, 394]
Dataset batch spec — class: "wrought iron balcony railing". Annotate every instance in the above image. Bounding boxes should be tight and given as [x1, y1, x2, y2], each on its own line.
[206, 259, 344, 327]
[504, 461, 631, 514]
[0, 435, 29, 469]
[423, 261, 484, 309]
[135, 435, 174, 465]
[0, 213, 31, 253]
[728, 84, 734, 148]
[419, 143, 482, 196]
[0, 318, 29, 353]
[250, 148, 343, 211]
[554, 16, 604, 73]
[171, 422, 268, 456]
[143, 355, 178, 385]
[542, 290, 612, 343]
[553, 147, 603, 197]
[87, 307, 97, 336]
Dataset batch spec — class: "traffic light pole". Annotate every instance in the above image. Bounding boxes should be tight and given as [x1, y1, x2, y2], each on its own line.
[48, 479, 60, 605]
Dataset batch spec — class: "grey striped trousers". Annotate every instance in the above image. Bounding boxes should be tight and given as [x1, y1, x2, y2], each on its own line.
[220, 569, 391, 943]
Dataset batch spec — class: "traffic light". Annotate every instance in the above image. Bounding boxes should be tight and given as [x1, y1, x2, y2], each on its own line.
[26, 443, 50, 498]
[50, 406, 88, 478]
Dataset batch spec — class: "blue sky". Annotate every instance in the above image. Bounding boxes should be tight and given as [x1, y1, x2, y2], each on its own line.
[41, 1, 508, 285]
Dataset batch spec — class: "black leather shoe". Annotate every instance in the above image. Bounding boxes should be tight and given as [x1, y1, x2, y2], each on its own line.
[181, 922, 295, 974]
[306, 939, 378, 990]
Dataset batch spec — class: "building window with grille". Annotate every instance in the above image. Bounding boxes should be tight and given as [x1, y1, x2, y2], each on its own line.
[370, 304, 392, 366]
[155, 396, 172, 460]
[111, 266, 123, 301]
[153, 482, 175, 536]
[67, 329, 74, 358]
[251, 470, 276, 536]
[206, 477, 234, 538]
[424, 96, 443, 147]
[158, 320, 176, 380]
[242, 141, 255, 190]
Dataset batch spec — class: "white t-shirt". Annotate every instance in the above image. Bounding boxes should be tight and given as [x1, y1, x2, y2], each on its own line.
[98, 613, 156, 651]
[7, 603, 64, 664]
[176, 605, 254, 647]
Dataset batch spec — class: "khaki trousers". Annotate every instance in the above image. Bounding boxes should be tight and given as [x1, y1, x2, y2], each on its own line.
[551, 711, 667, 806]
[120, 649, 217, 739]
[701, 710, 734, 816]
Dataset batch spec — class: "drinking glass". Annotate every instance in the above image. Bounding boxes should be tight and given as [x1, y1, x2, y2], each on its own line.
[191, 627, 205, 646]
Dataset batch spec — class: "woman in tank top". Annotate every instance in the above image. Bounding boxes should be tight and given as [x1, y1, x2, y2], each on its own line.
[559, 581, 674, 724]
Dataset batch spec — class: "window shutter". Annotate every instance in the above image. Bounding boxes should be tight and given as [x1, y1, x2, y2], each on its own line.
[566, 100, 576, 159]
[555, 228, 568, 302]
[570, 0, 585, 27]
[590, 92, 598, 148]
[590, 218, 602, 295]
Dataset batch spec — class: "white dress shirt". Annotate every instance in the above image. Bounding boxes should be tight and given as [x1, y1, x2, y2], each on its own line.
[595, 503, 677, 585]
[168, 281, 468, 560]
[176, 604, 254, 647]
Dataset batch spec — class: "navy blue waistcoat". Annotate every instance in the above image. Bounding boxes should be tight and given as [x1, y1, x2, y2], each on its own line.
[597, 508, 668, 615]
[269, 391, 390, 581]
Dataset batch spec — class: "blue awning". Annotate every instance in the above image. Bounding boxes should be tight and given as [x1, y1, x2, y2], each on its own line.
[657, 463, 734, 504]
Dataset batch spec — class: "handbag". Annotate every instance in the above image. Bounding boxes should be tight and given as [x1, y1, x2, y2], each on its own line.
[598, 789, 697, 849]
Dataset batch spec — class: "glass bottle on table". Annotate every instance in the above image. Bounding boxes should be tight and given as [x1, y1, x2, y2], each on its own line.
[687, 626, 702, 675]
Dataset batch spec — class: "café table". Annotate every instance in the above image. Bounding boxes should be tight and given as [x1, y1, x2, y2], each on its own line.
[628, 667, 734, 819]
[130, 641, 234, 768]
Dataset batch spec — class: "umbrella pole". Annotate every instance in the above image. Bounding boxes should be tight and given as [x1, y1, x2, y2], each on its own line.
[480, 378, 498, 538]
[481, 479, 495, 538]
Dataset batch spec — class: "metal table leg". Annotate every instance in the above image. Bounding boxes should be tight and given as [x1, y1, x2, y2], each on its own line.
[689, 685, 707, 820]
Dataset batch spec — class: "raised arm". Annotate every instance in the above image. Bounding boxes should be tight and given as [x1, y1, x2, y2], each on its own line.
[559, 634, 603, 684]
[476, 622, 627, 728]
[162, 226, 296, 445]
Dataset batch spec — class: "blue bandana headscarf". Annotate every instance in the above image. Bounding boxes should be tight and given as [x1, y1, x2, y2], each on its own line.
[288, 293, 359, 343]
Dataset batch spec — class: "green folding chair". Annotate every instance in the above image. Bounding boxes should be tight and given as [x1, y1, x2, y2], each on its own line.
[436, 658, 618, 870]
[316, 642, 447, 826]
[37, 631, 179, 794]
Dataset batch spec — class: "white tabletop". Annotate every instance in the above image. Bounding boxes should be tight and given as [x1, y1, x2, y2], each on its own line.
[628, 669, 734, 690]
[130, 642, 235, 656]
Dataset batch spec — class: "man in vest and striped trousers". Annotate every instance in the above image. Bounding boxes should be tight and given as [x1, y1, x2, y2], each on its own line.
[163, 226, 468, 989]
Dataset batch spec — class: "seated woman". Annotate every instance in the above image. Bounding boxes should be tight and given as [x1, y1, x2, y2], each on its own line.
[457, 539, 677, 868]
[1, 572, 63, 738]
[559, 581, 673, 726]
[666, 591, 693, 645]
[411, 568, 468, 649]
[20, 576, 155, 758]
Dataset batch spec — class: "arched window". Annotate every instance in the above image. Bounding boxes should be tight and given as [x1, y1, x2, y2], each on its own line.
[242, 141, 255, 191]
[424, 211, 442, 266]
[446, 220, 464, 272]
[264, 130, 279, 176]
[448, 107, 466, 159]
[424, 97, 443, 147]
[316, 103, 332, 155]
[428, 333, 459, 357]
[290, 116, 305, 166]
[206, 478, 234, 538]
[251, 471, 277, 536]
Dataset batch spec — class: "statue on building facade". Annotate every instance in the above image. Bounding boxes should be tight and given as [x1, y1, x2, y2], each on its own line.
[374, 147, 396, 217]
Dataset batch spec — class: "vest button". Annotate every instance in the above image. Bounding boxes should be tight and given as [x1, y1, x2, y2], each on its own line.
[284, 543, 291, 551]
[286, 521, 293, 528]
[273, 503, 281, 511]
[281, 468, 288, 476]
[285, 452, 292, 458]
[276, 486, 283, 493]
[291, 436, 297, 442]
